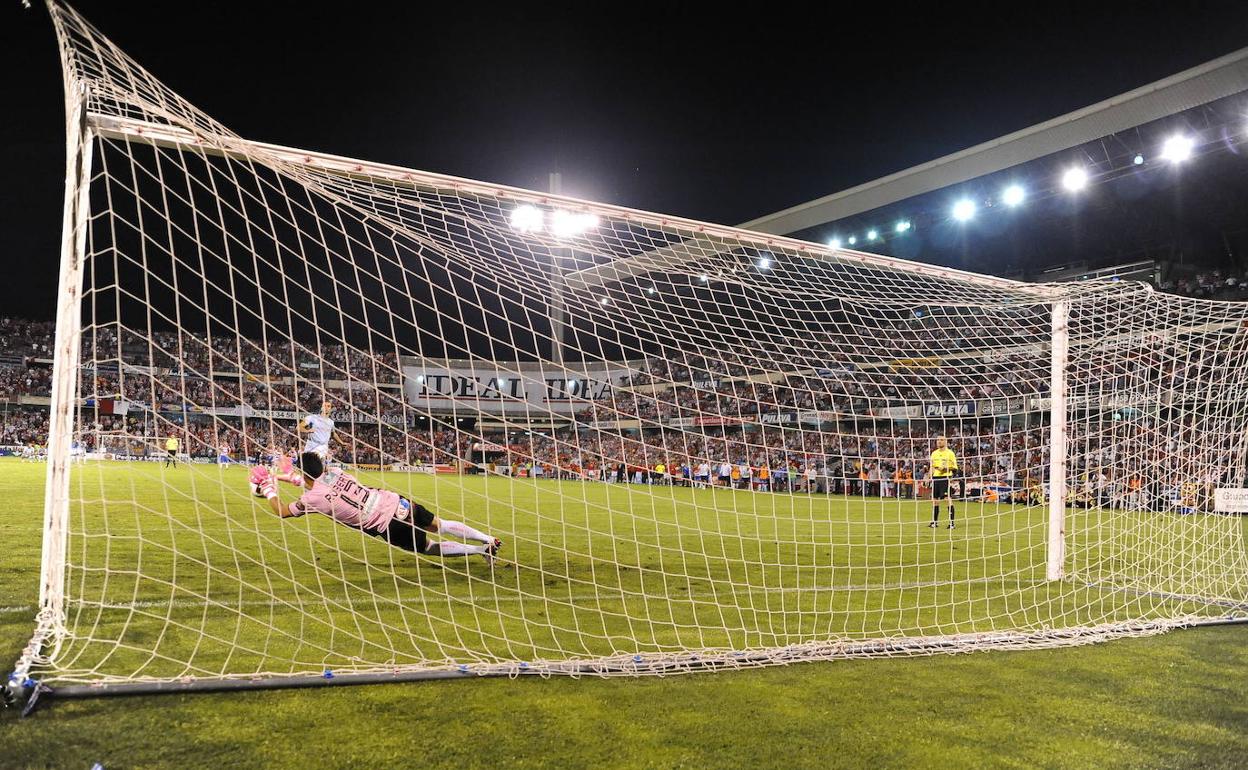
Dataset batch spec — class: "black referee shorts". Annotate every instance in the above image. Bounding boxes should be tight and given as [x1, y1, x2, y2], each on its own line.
[932, 477, 951, 499]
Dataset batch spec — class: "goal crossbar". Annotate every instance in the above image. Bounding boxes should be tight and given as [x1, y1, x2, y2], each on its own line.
[88, 113, 1035, 295]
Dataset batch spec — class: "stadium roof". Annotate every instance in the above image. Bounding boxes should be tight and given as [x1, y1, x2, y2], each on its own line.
[559, 47, 1248, 290]
[738, 47, 1248, 236]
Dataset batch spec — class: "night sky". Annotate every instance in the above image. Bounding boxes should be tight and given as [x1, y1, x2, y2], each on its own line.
[4, 1, 1248, 320]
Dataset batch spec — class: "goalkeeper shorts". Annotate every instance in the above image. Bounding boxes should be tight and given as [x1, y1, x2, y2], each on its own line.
[371, 498, 437, 554]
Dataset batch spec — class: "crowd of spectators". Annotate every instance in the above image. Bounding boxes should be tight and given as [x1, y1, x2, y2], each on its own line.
[79, 325, 401, 382]
[1158, 266, 1248, 301]
[0, 318, 55, 362]
[0, 365, 51, 400]
[0, 408, 52, 446]
[5, 402, 1235, 510]
[0, 301, 1242, 511]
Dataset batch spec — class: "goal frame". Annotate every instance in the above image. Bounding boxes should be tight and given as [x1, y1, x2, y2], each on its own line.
[8, 108, 1084, 711]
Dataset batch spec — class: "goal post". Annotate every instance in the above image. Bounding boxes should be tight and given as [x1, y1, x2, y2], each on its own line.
[1047, 299, 1068, 581]
[9, 0, 1248, 708]
[31, 79, 93, 676]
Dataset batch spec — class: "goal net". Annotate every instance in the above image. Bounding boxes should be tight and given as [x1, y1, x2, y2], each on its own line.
[13, 1, 1248, 696]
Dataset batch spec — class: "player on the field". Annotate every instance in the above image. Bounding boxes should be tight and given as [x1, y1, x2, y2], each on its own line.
[928, 436, 959, 529]
[251, 453, 501, 563]
[217, 442, 232, 466]
[270, 446, 304, 487]
[298, 400, 337, 460]
[695, 461, 710, 487]
[164, 432, 180, 468]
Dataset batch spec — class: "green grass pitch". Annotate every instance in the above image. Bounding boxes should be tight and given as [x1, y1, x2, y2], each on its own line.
[2, 457, 1246, 768]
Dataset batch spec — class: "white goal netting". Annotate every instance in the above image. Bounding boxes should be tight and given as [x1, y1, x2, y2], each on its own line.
[14, 1, 1248, 692]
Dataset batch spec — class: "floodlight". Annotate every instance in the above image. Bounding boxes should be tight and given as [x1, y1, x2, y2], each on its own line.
[1061, 167, 1088, 191]
[550, 210, 599, 238]
[509, 205, 543, 232]
[1160, 134, 1194, 163]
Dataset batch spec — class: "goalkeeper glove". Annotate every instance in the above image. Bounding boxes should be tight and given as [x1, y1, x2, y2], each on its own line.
[249, 465, 277, 500]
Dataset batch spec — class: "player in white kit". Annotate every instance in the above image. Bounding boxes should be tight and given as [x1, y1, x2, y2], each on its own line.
[298, 400, 336, 460]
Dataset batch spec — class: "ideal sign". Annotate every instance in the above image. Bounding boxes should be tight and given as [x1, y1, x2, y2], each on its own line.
[404, 365, 629, 415]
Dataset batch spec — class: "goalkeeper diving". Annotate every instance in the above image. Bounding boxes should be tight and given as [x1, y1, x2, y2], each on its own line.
[251, 452, 503, 563]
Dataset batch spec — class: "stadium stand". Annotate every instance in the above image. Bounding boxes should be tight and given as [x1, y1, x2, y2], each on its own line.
[0, 274, 1238, 513]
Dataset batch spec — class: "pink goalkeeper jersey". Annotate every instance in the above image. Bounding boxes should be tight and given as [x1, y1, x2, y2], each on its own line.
[289, 467, 401, 532]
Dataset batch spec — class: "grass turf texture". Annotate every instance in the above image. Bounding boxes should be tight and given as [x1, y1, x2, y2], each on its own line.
[2, 457, 1246, 768]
